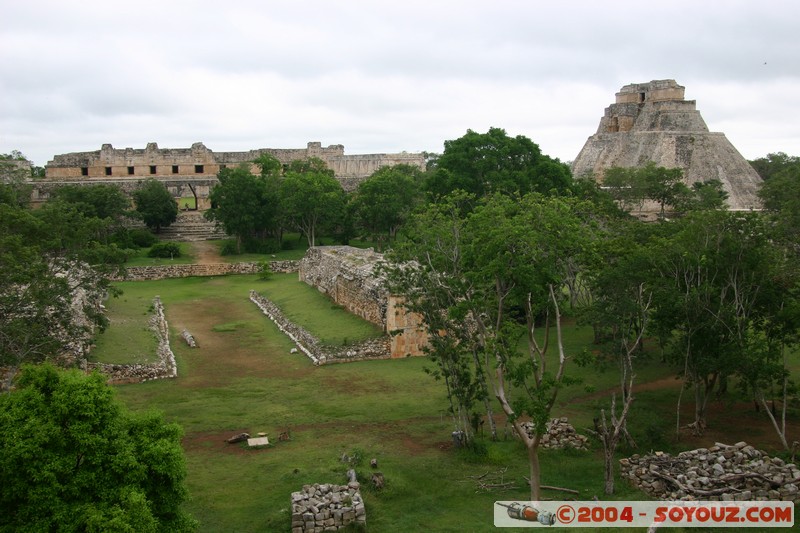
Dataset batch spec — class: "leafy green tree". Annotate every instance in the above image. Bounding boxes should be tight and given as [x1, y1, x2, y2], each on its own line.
[51, 184, 130, 220]
[424, 127, 572, 199]
[351, 164, 423, 250]
[280, 158, 345, 247]
[387, 192, 595, 501]
[649, 211, 789, 436]
[0, 197, 124, 380]
[132, 179, 178, 233]
[750, 152, 800, 181]
[206, 163, 282, 253]
[0, 364, 196, 532]
[603, 162, 690, 216]
[758, 162, 800, 247]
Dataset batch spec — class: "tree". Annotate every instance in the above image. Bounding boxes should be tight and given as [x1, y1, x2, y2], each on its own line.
[649, 211, 789, 436]
[387, 192, 595, 501]
[0, 364, 196, 532]
[132, 179, 178, 233]
[603, 162, 690, 216]
[351, 164, 423, 250]
[424, 127, 572, 200]
[51, 184, 130, 221]
[0, 197, 123, 383]
[750, 152, 800, 181]
[758, 162, 800, 248]
[206, 162, 282, 253]
[280, 158, 345, 247]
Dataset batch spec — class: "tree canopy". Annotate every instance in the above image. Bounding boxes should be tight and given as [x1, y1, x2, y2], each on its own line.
[132, 179, 178, 233]
[0, 364, 196, 532]
[280, 158, 345, 247]
[424, 127, 572, 199]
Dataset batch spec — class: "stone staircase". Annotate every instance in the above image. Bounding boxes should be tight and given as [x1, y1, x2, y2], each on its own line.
[156, 211, 229, 242]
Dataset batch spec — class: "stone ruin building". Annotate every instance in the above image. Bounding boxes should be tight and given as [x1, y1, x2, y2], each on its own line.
[299, 246, 428, 358]
[571, 79, 762, 211]
[35, 141, 426, 208]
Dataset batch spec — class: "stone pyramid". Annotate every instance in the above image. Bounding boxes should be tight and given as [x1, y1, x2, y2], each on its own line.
[571, 80, 762, 210]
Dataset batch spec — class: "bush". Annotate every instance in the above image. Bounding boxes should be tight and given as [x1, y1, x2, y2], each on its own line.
[243, 238, 281, 254]
[220, 240, 239, 256]
[147, 242, 181, 258]
[130, 228, 158, 248]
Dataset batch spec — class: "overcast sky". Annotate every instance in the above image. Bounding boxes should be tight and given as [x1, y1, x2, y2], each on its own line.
[2, 0, 798, 167]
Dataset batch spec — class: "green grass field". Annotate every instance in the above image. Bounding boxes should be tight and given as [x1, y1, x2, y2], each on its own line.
[92, 272, 800, 532]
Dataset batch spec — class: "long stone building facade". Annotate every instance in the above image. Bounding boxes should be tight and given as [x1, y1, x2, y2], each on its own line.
[38, 141, 426, 208]
[571, 80, 762, 211]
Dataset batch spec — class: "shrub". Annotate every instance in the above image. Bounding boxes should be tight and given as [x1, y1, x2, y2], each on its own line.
[220, 240, 239, 256]
[257, 261, 273, 281]
[130, 228, 158, 248]
[243, 238, 281, 254]
[147, 242, 181, 258]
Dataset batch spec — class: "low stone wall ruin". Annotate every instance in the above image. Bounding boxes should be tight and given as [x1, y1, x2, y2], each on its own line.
[112, 260, 299, 281]
[249, 290, 390, 365]
[84, 296, 177, 383]
[620, 441, 800, 502]
[291, 483, 366, 532]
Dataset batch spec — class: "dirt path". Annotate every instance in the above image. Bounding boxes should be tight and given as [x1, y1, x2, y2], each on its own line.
[190, 240, 224, 264]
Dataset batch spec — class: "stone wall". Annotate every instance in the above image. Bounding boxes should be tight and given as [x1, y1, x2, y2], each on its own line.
[111, 260, 299, 281]
[291, 483, 366, 532]
[249, 291, 390, 365]
[620, 442, 800, 502]
[299, 246, 427, 358]
[84, 296, 177, 383]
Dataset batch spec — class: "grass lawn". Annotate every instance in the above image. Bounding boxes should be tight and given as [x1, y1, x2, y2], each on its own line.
[96, 274, 800, 532]
[124, 241, 195, 267]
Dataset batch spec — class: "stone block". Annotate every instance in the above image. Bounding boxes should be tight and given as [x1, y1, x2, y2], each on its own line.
[247, 436, 269, 447]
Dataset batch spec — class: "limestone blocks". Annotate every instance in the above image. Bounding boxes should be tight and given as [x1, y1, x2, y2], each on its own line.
[521, 417, 590, 450]
[291, 483, 365, 532]
[620, 442, 800, 502]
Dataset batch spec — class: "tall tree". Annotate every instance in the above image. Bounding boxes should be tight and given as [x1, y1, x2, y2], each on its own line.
[132, 179, 178, 233]
[280, 158, 345, 247]
[0, 365, 196, 532]
[351, 164, 423, 250]
[51, 184, 130, 221]
[206, 163, 282, 253]
[387, 192, 594, 501]
[424, 127, 572, 200]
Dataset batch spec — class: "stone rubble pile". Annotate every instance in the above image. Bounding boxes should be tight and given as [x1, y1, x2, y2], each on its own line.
[291, 483, 366, 532]
[620, 441, 800, 502]
[250, 291, 390, 365]
[521, 417, 590, 450]
[112, 260, 299, 282]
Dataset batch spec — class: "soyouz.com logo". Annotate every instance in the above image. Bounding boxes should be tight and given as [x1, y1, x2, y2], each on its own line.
[494, 501, 794, 528]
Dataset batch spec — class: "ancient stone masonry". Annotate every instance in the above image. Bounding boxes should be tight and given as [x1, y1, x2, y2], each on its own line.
[38, 141, 425, 206]
[572, 79, 762, 211]
[291, 483, 366, 532]
[299, 246, 428, 358]
[85, 296, 177, 383]
[111, 260, 299, 282]
[521, 418, 590, 450]
[620, 442, 800, 502]
[249, 291, 390, 365]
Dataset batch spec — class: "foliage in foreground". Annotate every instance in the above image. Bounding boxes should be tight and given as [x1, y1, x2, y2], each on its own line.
[0, 365, 196, 532]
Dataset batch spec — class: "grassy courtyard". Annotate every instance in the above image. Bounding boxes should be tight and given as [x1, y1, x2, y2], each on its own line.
[90, 273, 799, 532]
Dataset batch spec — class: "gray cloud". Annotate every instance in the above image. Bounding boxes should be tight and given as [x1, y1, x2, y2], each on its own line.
[2, 0, 798, 166]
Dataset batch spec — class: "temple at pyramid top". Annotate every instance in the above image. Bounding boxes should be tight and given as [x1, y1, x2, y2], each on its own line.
[571, 79, 762, 211]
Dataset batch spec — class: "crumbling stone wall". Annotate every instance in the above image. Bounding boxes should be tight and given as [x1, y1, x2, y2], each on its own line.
[620, 442, 800, 502]
[111, 260, 299, 281]
[299, 246, 427, 358]
[85, 296, 177, 383]
[291, 483, 366, 532]
[250, 291, 390, 365]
